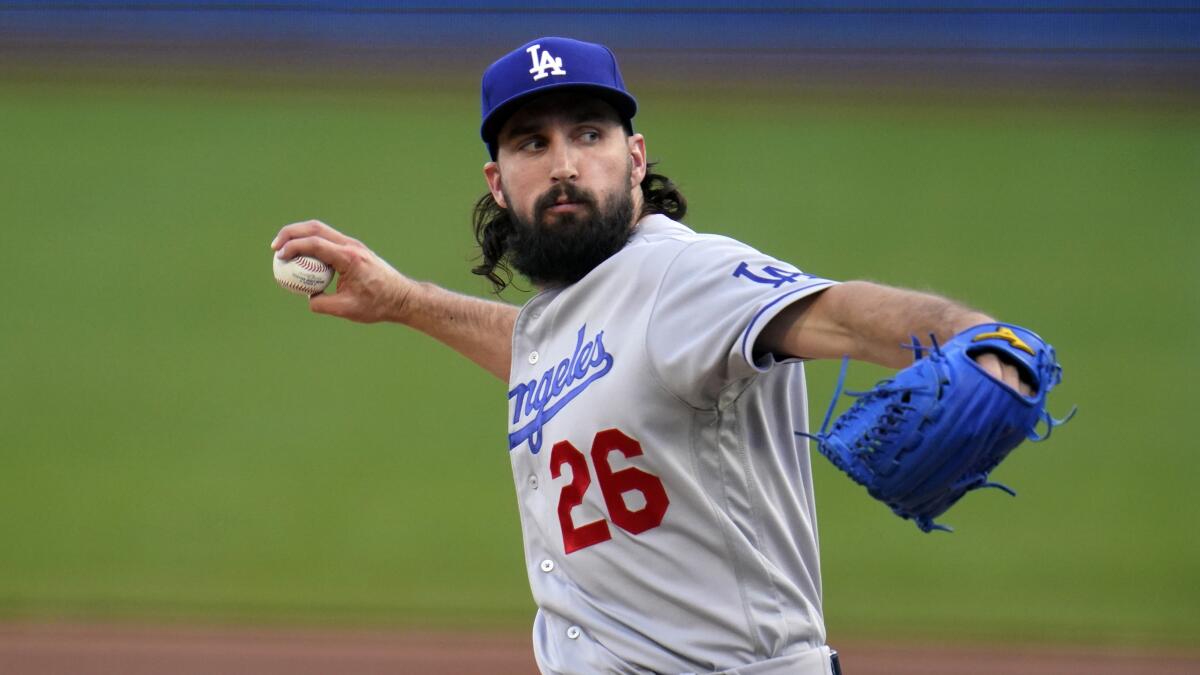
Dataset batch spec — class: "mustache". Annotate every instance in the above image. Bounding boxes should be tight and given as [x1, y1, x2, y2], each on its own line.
[533, 183, 598, 222]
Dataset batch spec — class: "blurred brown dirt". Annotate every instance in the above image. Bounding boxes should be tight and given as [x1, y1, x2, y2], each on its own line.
[0, 622, 535, 675]
[833, 640, 1200, 675]
[1, 622, 1198, 674]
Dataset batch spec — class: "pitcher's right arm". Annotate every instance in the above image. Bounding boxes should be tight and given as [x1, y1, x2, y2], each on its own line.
[272, 219, 518, 382]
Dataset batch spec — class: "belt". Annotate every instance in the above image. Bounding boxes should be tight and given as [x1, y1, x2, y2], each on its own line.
[830, 648, 843, 675]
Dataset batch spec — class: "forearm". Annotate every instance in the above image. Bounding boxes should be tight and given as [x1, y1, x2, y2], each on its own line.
[834, 282, 993, 367]
[767, 281, 993, 369]
[399, 282, 519, 381]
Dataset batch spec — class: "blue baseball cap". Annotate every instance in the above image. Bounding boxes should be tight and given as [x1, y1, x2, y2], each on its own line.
[480, 37, 638, 159]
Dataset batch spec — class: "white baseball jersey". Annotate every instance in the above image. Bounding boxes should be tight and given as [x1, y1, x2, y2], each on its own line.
[507, 214, 839, 675]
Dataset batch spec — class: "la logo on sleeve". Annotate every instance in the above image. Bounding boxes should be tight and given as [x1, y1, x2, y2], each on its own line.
[732, 261, 809, 288]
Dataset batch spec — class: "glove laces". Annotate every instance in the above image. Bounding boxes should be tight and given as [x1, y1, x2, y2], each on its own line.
[796, 354, 928, 451]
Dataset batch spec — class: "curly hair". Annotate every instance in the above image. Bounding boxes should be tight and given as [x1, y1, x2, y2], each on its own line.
[471, 163, 687, 293]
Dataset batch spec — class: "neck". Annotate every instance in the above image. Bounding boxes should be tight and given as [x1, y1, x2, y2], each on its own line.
[631, 187, 644, 222]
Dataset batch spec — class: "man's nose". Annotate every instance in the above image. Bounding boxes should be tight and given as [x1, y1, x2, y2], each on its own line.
[548, 141, 579, 183]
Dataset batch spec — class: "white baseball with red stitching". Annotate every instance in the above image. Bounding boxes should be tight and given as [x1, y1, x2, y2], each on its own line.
[273, 254, 333, 296]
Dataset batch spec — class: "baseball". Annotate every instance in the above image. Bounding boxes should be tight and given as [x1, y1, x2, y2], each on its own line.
[273, 254, 333, 296]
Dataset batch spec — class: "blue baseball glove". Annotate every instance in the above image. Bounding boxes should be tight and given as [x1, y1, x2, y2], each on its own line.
[800, 323, 1073, 533]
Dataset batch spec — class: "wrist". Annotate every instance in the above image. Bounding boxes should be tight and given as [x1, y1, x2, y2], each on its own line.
[951, 312, 996, 334]
[384, 278, 425, 325]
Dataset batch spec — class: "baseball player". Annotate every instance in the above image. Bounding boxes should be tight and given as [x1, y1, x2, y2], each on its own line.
[272, 37, 1048, 675]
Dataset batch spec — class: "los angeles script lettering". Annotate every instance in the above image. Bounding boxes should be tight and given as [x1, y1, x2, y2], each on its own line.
[508, 324, 613, 455]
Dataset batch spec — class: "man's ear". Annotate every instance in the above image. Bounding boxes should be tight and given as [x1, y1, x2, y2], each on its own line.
[483, 161, 507, 209]
[628, 133, 647, 188]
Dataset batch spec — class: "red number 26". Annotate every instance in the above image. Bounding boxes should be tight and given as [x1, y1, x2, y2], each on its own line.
[548, 429, 670, 554]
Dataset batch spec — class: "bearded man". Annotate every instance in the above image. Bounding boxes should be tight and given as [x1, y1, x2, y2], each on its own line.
[271, 36, 1030, 675]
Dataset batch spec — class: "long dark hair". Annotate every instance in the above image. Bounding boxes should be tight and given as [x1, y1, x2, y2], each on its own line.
[471, 163, 687, 293]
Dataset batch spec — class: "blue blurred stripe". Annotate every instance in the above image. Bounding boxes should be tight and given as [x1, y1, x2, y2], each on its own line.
[1, 1, 1196, 58]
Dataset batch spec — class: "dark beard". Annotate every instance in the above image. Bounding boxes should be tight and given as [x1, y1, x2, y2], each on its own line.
[505, 181, 635, 288]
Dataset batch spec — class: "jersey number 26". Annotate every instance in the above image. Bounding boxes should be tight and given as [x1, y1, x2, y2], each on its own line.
[549, 429, 670, 554]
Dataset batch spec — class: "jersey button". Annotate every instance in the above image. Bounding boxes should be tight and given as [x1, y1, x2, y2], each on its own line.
[566, 626, 581, 640]
[528, 475, 538, 490]
[539, 559, 555, 573]
[528, 351, 539, 364]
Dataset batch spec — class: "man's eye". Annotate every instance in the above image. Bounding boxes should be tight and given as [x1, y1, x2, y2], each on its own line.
[520, 138, 545, 151]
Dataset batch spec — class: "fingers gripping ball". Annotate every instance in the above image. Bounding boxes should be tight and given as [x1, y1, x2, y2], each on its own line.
[799, 323, 1074, 533]
[273, 254, 333, 296]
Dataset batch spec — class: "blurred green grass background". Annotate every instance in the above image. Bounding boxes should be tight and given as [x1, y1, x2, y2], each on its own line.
[1, 75, 1196, 647]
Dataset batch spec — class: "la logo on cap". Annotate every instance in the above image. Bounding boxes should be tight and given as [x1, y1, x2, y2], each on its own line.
[526, 43, 566, 81]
